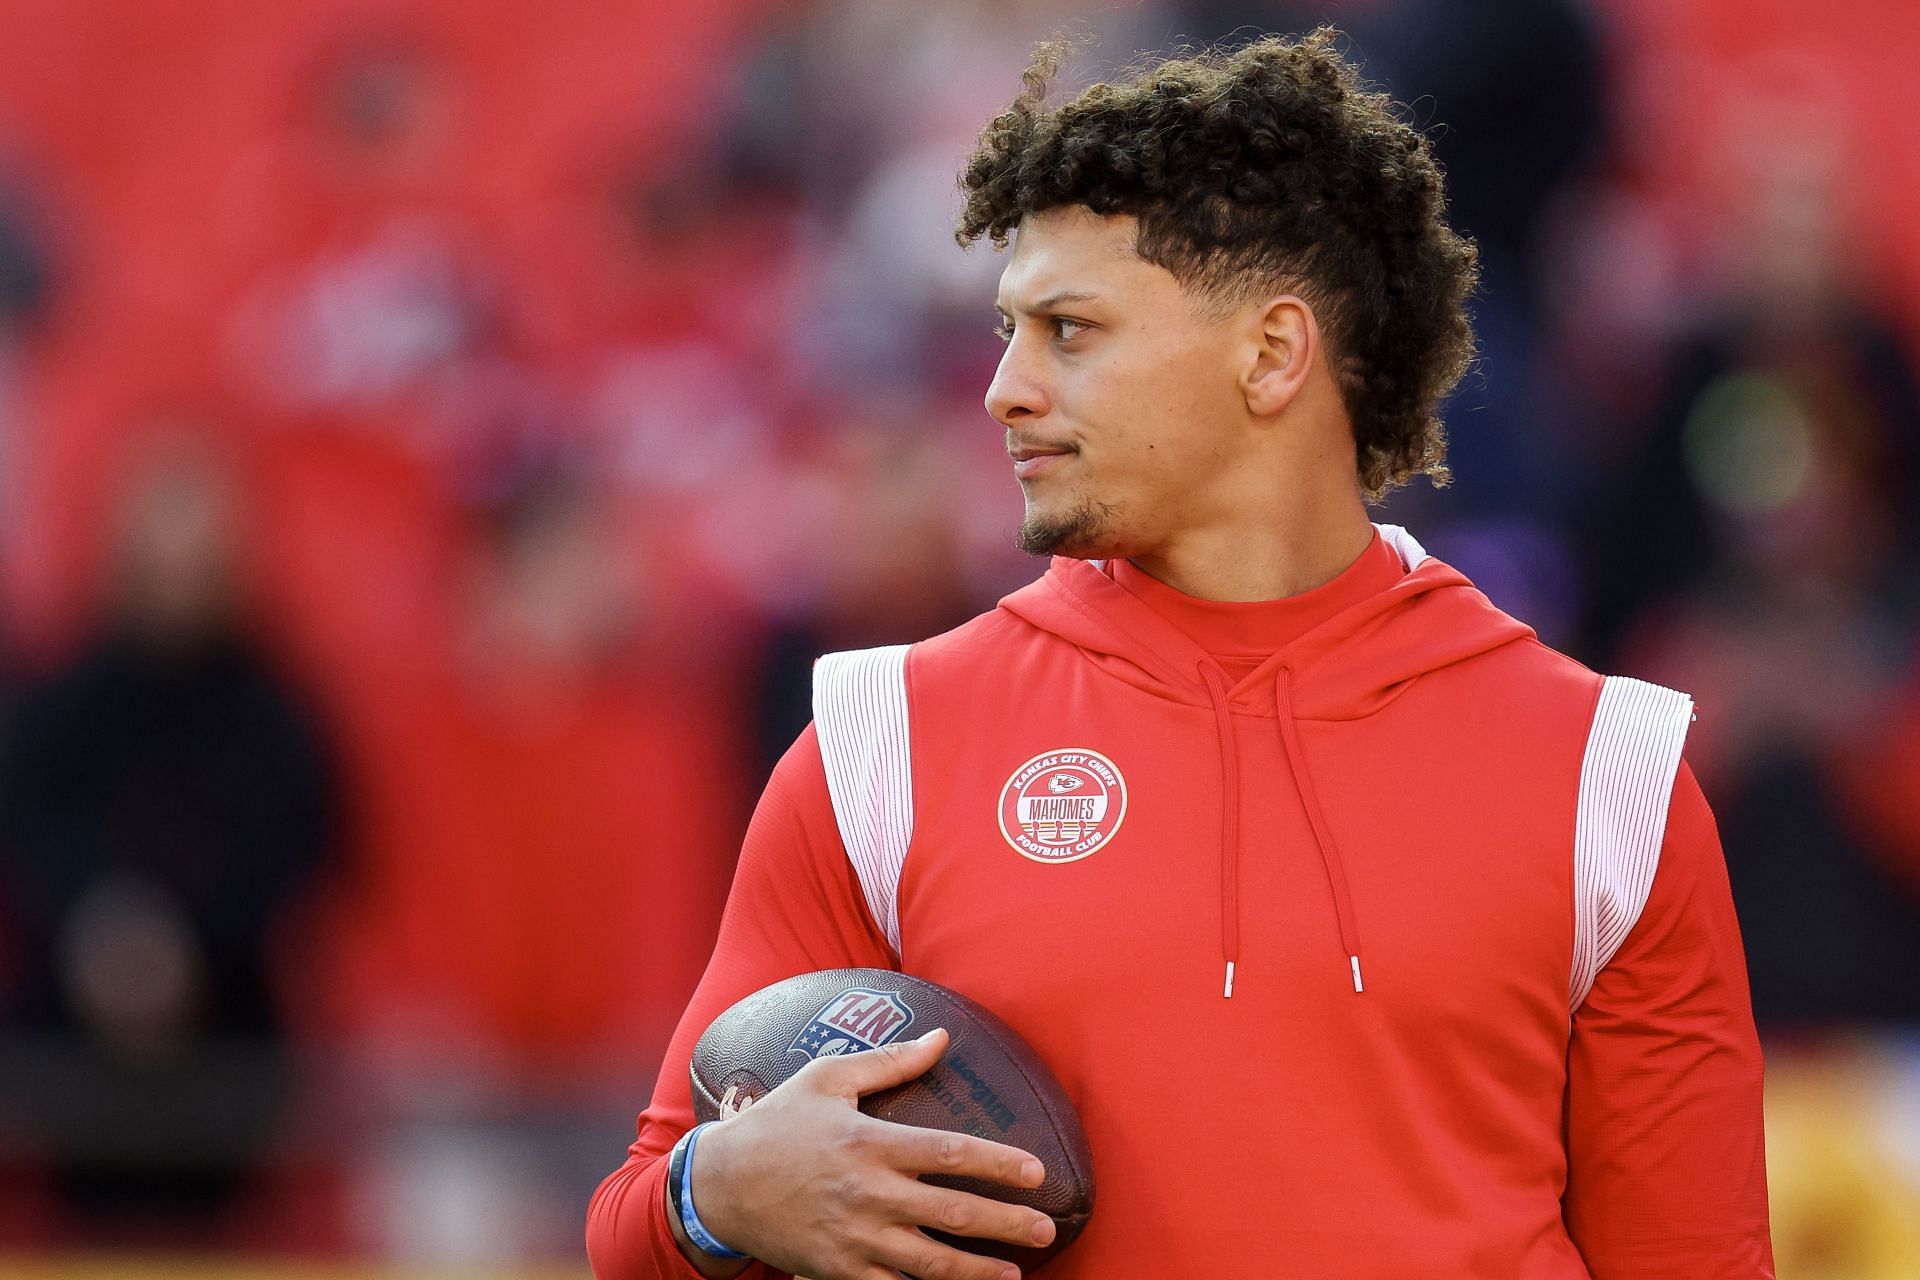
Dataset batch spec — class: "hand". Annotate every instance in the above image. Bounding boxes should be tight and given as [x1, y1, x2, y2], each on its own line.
[682, 1027, 1056, 1280]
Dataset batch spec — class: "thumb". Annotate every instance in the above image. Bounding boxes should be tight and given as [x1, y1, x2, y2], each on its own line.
[816, 1027, 948, 1100]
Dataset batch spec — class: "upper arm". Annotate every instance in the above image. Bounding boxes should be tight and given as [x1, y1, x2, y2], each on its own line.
[1564, 760, 1775, 1277]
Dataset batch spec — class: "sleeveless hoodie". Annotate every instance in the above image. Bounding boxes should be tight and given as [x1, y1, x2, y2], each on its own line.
[588, 524, 1774, 1279]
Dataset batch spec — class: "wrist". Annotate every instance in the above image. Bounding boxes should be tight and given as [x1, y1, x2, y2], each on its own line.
[665, 1123, 751, 1276]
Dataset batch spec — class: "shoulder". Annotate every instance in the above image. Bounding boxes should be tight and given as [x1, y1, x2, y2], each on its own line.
[1484, 634, 1695, 741]
[1469, 633, 1607, 706]
[816, 603, 1051, 700]
[809, 602, 1034, 692]
[1454, 627, 1697, 821]
[910, 605, 1038, 664]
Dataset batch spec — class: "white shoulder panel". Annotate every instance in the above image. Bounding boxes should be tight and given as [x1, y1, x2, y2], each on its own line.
[1570, 675, 1695, 1011]
[1374, 523, 1430, 570]
[812, 644, 914, 959]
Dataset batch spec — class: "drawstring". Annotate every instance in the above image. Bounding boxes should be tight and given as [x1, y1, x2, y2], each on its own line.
[1275, 667, 1366, 993]
[1198, 664, 1241, 999]
[1199, 662, 1368, 998]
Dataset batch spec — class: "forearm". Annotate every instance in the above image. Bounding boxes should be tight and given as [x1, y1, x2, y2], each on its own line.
[588, 724, 891, 1279]
[587, 1149, 755, 1280]
[666, 1180, 754, 1279]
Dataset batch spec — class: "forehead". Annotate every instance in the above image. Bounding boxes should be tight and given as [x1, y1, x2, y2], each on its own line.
[994, 207, 1170, 308]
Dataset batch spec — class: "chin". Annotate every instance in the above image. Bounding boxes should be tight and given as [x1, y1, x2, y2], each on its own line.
[1016, 501, 1129, 559]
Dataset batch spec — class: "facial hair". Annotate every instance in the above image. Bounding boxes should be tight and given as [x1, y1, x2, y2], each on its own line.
[1016, 499, 1117, 558]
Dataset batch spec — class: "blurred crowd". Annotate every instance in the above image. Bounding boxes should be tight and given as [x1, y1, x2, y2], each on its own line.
[0, 0, 1917, 1274]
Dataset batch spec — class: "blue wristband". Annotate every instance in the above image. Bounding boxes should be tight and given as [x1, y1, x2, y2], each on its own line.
[678, 1122, 748, 1260]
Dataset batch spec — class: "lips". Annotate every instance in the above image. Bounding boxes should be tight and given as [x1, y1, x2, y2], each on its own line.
[1013, 443, 1075, 477]
[1008, 440, 1076, 479]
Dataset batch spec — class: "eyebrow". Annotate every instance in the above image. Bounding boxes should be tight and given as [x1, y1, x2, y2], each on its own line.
[995, 289, 1102, 316]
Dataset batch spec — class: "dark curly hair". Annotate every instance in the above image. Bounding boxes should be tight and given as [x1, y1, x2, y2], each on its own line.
[956, 28, 1478, 500]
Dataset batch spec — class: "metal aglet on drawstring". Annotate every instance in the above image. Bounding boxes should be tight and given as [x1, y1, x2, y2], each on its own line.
[1224, 960, 1236, 999]
[1350, 955, 1365, 993]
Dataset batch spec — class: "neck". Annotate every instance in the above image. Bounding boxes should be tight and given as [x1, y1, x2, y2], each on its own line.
[1126, 496, 1376, 602]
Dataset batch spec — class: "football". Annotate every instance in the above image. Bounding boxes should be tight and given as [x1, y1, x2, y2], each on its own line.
[690, 967, 1095, 1272]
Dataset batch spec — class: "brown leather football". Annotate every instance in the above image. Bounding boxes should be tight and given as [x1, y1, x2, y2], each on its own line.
[690, 967, 1095, 1272]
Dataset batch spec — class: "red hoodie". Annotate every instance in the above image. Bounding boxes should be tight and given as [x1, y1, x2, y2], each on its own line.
[588, 525, 1774, 1278]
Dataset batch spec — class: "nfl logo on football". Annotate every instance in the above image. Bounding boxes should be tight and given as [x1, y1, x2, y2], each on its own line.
[789, 988, 916, 1060]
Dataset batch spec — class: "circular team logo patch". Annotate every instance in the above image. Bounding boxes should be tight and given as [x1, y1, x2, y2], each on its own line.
[998, 748, 1129, 864]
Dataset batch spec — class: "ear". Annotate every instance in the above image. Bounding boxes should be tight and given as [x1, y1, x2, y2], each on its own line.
[1240, 295, 1318, 418]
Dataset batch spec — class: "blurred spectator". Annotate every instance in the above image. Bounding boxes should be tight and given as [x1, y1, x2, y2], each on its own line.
[219, 29, 509, 448]
[1189, 0, 1607, 515]
[1579, 122, 1920, 654]
[314, 462, 747, 1263]
[0, 431, 338, 1238]
[322, 463, 743, 1071]
[0, 169, 53, 337]
[0, 160, 57, 597]
[1581, 113, 1920, 1025]
[746, 411, 1003, 774]
[720, 0, 1165, 399]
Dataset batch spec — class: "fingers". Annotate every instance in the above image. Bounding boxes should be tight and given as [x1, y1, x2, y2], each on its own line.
[897, 1182, 1056, 1250]
[884, 1125, 1046, 1190]
[810, 1026, 949, 1098]
[868, 1226, 1027, 1280]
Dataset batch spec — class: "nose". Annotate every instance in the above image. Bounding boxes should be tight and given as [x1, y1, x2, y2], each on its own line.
[984, 338, 1050, 426]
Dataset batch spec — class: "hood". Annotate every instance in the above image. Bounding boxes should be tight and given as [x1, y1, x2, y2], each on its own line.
[996, 524, 1535, 721]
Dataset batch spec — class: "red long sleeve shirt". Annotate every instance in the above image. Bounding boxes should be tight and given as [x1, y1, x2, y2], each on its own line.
[589, 527, 1774, 1277]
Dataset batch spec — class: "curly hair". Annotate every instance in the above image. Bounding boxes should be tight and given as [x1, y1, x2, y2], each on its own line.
[956, 28, 1478, 500]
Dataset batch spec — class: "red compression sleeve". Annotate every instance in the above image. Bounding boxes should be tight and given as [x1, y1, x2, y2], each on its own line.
[585, 724, 897, 1279]
[1562, 759, 1775, 1277]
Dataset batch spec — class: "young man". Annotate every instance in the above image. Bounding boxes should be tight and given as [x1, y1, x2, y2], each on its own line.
[588, 30, 1774, 1280]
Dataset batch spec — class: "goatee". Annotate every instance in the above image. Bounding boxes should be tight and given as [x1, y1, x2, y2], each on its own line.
[1016, 501, 1116, 558]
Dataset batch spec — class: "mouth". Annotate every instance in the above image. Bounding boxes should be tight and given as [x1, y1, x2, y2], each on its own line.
[1008, 440, 1076, 479]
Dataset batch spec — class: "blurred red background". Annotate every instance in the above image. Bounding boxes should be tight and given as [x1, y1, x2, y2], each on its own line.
[0, 1, 1917, 1275]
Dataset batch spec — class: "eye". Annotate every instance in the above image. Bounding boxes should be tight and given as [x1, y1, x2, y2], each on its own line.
[994, 316, 1091, 344]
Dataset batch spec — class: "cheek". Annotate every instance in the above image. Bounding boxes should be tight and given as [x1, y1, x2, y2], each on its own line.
[1083, 343, 1222, 472]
